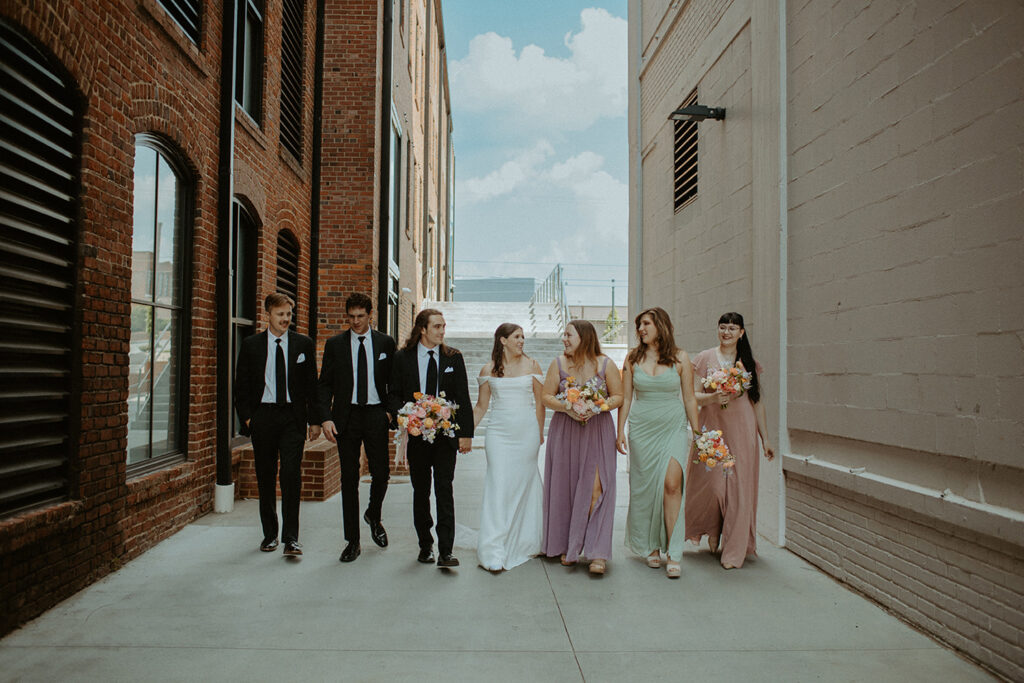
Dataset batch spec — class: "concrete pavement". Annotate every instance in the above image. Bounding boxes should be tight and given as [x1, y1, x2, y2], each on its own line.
[0, 450, 993, 682]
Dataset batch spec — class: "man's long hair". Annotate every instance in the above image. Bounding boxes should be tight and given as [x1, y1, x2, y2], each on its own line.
[402, 308, 459, 356]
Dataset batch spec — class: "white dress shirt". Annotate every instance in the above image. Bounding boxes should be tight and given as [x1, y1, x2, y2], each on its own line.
[417, 342, 440, 396]
[350, 331, 381, 405]
[262, 330, 291, 403]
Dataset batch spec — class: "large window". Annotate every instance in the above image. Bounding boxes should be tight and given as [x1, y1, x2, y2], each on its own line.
[231, 201, 258, 437]
[128, 138, 190, 470]
[235, 0, 265, 121]
[0, 20, 80, 515]
[673, 90, 698, 212]
[156, 0, 201, 43]
[279, 0, 305, 160]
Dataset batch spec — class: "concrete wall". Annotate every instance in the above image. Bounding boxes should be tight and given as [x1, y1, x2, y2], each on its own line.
[629, 0, 1024, 678]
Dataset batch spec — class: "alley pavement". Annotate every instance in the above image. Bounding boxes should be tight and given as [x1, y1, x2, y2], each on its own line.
[0, 450, 993, 682]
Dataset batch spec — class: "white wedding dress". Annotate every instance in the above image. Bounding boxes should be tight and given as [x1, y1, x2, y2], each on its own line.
[476, 374, 544, 570]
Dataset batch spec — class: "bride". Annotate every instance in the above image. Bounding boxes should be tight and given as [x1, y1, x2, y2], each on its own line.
[473, 323, 546, 571]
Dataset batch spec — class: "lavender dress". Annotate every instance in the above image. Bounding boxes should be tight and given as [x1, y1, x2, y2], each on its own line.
[542, 356, 617, 562]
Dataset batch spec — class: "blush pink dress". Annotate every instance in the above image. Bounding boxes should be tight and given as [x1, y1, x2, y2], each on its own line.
[684, 348, 764, 568]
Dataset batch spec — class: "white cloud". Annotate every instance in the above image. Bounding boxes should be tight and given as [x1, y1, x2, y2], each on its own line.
[458, 140, 554, 205]
[450, 8, 627, 132]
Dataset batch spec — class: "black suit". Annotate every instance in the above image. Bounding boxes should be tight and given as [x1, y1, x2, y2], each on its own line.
[388, 344, 473, 556]
[234, 330, 318, 544]
[317, 328, 396, 542]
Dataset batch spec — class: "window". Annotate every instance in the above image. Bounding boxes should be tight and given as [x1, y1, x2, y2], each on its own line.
[673, 90, 698, 211]
[231, 200, 257, 437]
[235, 0, 265, 121]
[280, 0, 305, 160]
[157, 0, 201, 43]
[0, 20, 80, 515]
[128, 137, 190, 470]
[386, 115, 402, 335]
[276, 230, 299, 331]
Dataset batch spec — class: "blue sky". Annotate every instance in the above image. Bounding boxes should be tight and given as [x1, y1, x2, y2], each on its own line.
[444, 1, 629, 305]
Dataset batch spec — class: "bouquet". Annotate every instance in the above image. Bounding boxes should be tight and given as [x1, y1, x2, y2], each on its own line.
[557, 375, 609, 424]
[693, 428, 735, 474]
[701, 364, 752, 409]
[396, 391, 459, 444]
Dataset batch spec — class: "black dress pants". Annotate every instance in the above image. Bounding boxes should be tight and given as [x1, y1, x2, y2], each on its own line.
[251, 404, 305, 543]
[338, 404, 390, 542]
[407, 437, 457, 555]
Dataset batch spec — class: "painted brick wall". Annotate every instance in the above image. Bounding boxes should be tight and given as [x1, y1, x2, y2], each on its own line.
[787, 472, 1024, 680]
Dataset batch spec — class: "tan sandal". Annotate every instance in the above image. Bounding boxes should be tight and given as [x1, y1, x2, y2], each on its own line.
[589, 559, 606, 575]
[646, 552, 661, 568]
[560, 554, 576, 566]
[665, 559, 681, 579]
[708, 535, 719, 555]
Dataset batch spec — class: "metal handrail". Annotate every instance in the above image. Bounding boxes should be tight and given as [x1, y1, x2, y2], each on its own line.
[530, 264, 568, 332]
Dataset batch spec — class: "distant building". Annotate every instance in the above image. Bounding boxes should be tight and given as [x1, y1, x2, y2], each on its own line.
[568, 305, 628, 345]
[630, 1, 1023, 678]
[455, 277, 536, 302]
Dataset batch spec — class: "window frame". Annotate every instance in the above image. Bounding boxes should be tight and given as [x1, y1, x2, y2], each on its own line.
[235, 0, 265, 123]
[230, 199, 259, 441]
[155, 0, 202, 44]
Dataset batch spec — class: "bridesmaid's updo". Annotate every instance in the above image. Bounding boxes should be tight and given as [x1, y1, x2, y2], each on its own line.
[719, 312, 760, 404]
[490, 323, 525, 377]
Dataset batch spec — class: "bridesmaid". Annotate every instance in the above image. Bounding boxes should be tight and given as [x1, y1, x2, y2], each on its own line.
[616, 307, 700, 578]
[541, 320, 624, 575]
[684, 312, 775, 569]
[472, 323, 545, 571]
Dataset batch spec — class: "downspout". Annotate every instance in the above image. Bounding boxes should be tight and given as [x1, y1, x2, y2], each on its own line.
[309, 0, 326, 342]
[421, 0, 432, 303]
[776, 0, 789, 545]
[377, 0, 394, 318]
[215, 0, 239, 511]
[631, 1, 644, 312]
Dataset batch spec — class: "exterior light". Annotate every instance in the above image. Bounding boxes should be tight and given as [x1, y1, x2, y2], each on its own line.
[669, 103, 726, 122]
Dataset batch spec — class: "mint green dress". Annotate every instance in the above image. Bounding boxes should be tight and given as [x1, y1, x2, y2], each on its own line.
[626, 365, 689, 560]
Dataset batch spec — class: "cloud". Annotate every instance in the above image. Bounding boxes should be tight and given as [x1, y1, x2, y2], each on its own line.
[450, 8, 627, 132]
[458, 140, 554, 204]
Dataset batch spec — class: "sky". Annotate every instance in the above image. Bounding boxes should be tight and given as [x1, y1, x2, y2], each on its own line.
[443, 0, 629, 306]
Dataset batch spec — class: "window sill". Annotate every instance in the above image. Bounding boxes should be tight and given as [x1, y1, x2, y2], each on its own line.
[235, 106, 267, 150]
[137, 0, 210, 78]
[280, 145, 309, 183]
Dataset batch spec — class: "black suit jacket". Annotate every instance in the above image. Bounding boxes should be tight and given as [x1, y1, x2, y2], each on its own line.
[388, 345, 474, 442]
[234, 330, 319, 437]
[317, 328, 396, 425]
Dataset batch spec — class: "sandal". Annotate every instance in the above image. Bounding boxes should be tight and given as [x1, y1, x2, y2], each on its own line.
[646, 552, 661, 568]
[560, 554, 576, 566]
[665, 559, 681, 579]
[589, 559, 607, 575]
[708, 535, 719, 555]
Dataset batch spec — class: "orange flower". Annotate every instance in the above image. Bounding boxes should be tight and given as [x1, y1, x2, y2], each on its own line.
[566, 387, 582, 403]
[423, 417, 434, 429]
[413, 392, 423, 400]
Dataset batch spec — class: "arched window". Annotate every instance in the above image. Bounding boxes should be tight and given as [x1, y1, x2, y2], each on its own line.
[128, 136, 191, 471]
[275, 229, 299, 331]
[0, 20, 81, 515]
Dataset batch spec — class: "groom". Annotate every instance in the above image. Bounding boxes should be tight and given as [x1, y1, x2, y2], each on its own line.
[389, 309, 473, 567]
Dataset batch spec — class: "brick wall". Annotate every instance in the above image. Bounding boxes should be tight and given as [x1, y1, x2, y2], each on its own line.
[787, 472, 1024, 680]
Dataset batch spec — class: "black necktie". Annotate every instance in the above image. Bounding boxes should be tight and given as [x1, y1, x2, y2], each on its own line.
[275, 338, 287, 405]
[426, 350, 438, 397]
[357, 335, 368, 405]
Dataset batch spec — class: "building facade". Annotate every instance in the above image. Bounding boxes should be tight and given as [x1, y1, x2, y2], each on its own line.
[629, 1, 1023, 678]
[0, 0, 453, 636]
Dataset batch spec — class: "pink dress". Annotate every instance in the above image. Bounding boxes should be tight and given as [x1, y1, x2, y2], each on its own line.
[684, 348, 763, 568]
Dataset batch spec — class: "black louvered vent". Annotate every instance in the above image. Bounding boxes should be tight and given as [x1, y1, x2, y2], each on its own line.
[0, 21, 78, 516]
[276, 230, 299, 331]
[674, 90, 699, 212]
[280, 0, 305, 160]
[157, 0, 201, 44]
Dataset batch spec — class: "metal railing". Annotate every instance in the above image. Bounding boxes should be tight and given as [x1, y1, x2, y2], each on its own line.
[530, 264, 568, 334]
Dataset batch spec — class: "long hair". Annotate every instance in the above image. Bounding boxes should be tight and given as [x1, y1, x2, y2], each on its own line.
[403, 308, 458, 356]
[719, 312, 760, 403]
[490, 323, 527, 377]
[565, 319, 601, 370]
[626, 307, 679, 367]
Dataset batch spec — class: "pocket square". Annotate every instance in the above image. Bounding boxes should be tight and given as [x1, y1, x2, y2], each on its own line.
[297, 353, 306, 363]
[378, 352, 387, 360]
[443, 366, 454, 374]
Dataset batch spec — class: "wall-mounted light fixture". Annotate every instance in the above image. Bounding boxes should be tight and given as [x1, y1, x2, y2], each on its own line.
[669, 103, 726, 122]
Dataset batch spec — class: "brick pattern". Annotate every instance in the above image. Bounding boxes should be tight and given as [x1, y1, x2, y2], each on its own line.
[235, 441, 342, 502]
[787, 472, 1024, 680]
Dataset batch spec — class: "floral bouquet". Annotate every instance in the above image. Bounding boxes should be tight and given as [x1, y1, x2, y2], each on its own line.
[701, 364, 752, 409]
[693, 427, 735, 474]
[557, 375, 609, 424]
[396, 391, 459, 444]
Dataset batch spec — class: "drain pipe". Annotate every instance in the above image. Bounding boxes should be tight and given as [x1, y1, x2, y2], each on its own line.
[309, 0, 326, 344]
[214, 0, 239, 513]
[776, 0, 789, 545]
[629, 1, 643, 313]
[376, 0, 393, 317]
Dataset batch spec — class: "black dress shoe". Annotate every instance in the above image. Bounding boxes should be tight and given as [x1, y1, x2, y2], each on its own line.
[339, 542, 361, 562]
[417, 548, 435, 564]
[437, 553, 460, 568]
[260, 538, 279, 552]
[364, 511, 388, 548]
[283, 541, 303, 557]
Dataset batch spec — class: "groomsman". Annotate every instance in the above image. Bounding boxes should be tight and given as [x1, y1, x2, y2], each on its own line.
[234, 293, 320, 557]
[318, 293, 396, 563]
[389, 309, 473, 568]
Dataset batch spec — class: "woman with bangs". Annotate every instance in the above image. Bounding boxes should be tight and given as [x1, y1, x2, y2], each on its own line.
[540, 320, 624, 575]
[616, 307, 701, 578]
